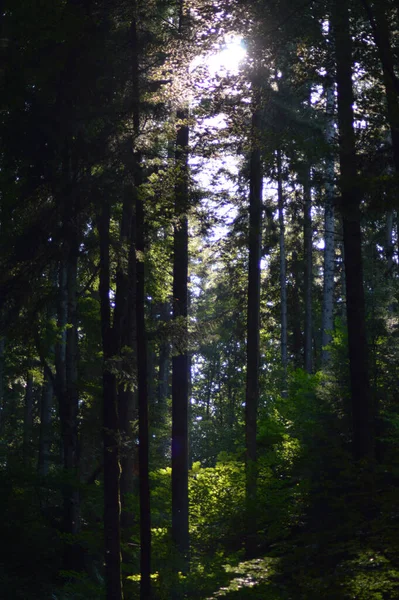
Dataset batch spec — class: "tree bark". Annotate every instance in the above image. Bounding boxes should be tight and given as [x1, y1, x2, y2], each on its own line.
[303, 167, 313, 374]
[38, 369, 53, 476]
[64, 240, 80, 537]
[130, 11, 152, 597]
[322, 77, 336, 365]
[98, 203, 124, 600]
[277, 149, 288, 381]
[290, 251, 302, 365]
[245, 102, 263, 558]
[23, 367, 34, 465]
[333, 0, 374, 461]
[172, 106, 190, 573]
[117, 186, 138, 538]
[135, 163, 151, 600]
[0, 337, 5, 435]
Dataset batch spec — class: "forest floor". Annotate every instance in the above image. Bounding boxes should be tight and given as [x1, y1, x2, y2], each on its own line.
[204, 556, 283, 599]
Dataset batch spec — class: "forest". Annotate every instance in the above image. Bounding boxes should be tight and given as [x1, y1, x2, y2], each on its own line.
[1, 0, 399, 598]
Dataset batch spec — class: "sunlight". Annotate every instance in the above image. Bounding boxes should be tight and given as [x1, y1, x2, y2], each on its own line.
[207, 35, 246, 75]
[190, 35, 246, 76]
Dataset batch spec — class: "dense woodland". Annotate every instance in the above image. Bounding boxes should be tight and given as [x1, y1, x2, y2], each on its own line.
[1, 0, 399, 598]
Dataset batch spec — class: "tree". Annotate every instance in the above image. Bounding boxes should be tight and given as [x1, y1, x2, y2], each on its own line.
[321, 66, 336, 366]
[333, 0, 374, 460]
[245, 79, 263, 557]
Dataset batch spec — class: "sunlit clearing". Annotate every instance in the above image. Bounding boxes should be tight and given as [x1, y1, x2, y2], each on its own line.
[191, 35, 246, 76]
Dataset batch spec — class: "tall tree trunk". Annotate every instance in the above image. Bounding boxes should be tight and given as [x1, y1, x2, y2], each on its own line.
[135, 164, 151, 600]
[171, 3, 190, 579]
[386, 210, 394, 274]
[245, 102, 263, 558]
[23, 367, 34, 465]
[360, 0, 399, 144]
[172, 105, 190, 574]
[157, 301, 170, 427]
[322, 76, 336, 365]
[385, 210, 394, 314]
[303, 168, 313, 373]
[112, 181, 138, 551]
[277, 149, 288, 381]
[38, 369, 53, 476]
[333, 0, 374, 461]
[56, 230, 82, 547]
[0, 337, 5, 435]
[290, 251, 302, 365]
[64, 242, 80, 537]
[130, 11, 151, 597]
[98, 203, 124, 600]
[116, 190, 138, 543]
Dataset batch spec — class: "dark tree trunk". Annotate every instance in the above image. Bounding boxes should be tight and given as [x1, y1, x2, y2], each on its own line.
[172, 106, 190, 574]
[135, 164, 151, 600]
[64, 241, 80, 537]
[130, 11, 152, 597]
[55, 200, 81, 547]
[245, 103, 263, 558]
[360, 0, 399, 121]
[98, 203, 124, 600]
[290, 251, 303, 365]
[333, 0, 374, 461]
[23, 367, 34, 465]
[157, 302, 170, 406]
[0, 337, 5, 435]
[157, 303, 170, 409]
[322, 76, 336, 365]
[38, 369, 53, 476]
[115, 184, 137, 539]
[277, 150, 288, 380]
[303, 168, 313, 374]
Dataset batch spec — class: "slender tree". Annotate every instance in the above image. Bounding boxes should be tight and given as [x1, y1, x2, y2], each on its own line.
[303, 167, 313, 373]
[333, 0, 374, 460]
[322, 73, 336, 365]
[277, 149, 288, 381]
[98, 201, 124, 600]
[245, 87, 263, 557]
[172, 107, 190, 573]
[130, 9, 152, 596]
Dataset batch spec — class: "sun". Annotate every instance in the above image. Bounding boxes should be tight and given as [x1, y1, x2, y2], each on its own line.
[190, 35, 246, 77]
[207, 35, 246, 75]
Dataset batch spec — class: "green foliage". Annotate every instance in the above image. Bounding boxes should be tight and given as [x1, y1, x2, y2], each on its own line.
[190, 459, 246, 554]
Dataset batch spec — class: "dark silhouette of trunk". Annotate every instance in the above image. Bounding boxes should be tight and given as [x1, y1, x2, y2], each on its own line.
[156, 301, 170, 449]
[386, 211, 394, 314]
[333, 0, 374, 461]
[53, 147, 81, 551]
[172, 105, 190, 574]
[98, 203, 123, 600]
[245, 102, 263, 558]
[23, 367, 34, 464]
[135, 163, 151, 600]
[386, 211, 394, 274]
[290, 251, 303, 365]
[64, 237, 80, 538]
[277, 150, 288, 380]
[322, 75, 336, 365]
[130, 13, 151, 598]
[38, 369, 53, 476]
[0, 337, 5, 434]
[171, 3, 190, 581]
[116, 185, 137, 540]
[303, 168, 313, 374]
[360, 0, 399, 123]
